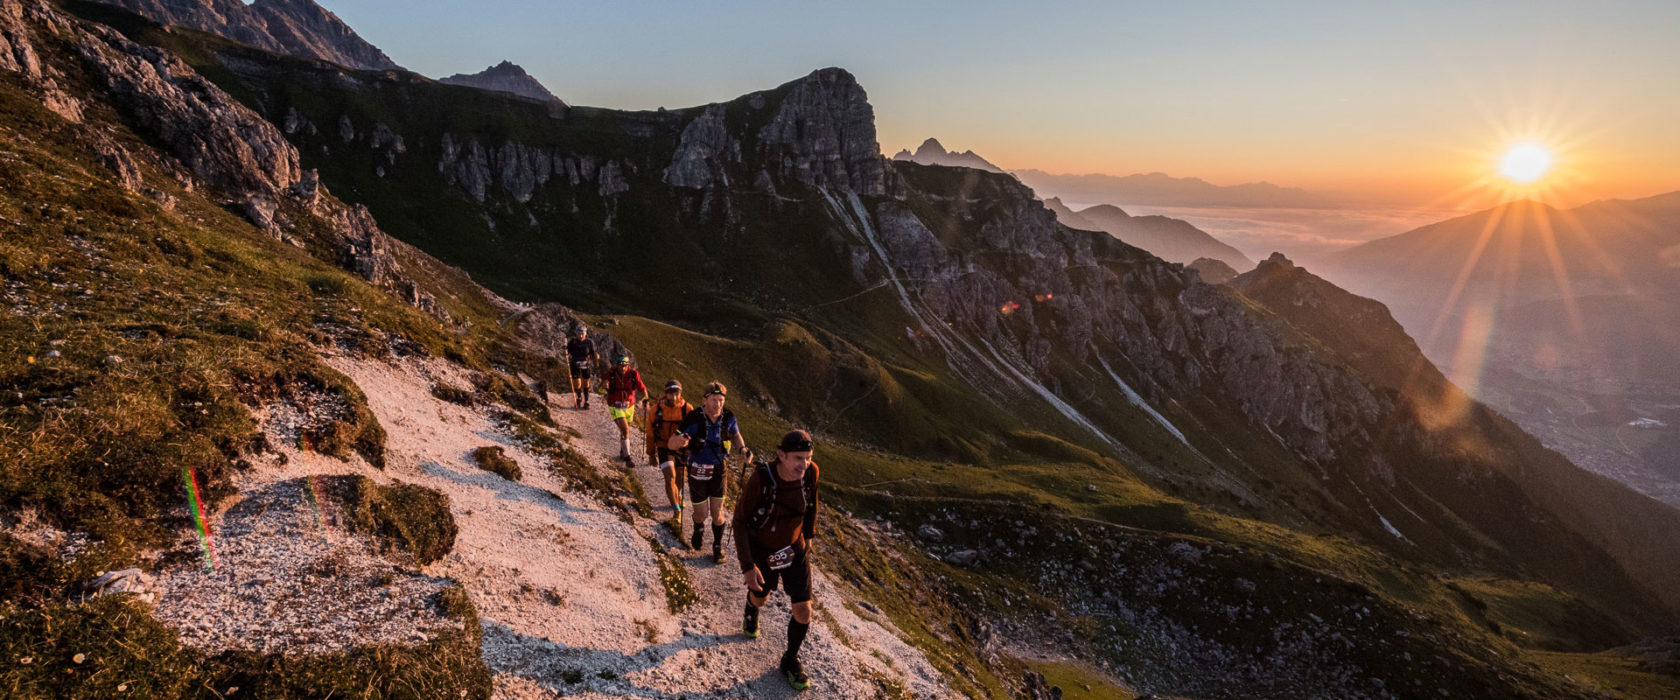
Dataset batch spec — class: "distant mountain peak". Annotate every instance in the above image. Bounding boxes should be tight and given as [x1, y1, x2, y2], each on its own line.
[440, 61, 565, 106]
[892, 137, 1003, 173]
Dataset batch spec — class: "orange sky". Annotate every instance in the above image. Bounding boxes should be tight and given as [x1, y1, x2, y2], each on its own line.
[342, 1, 1680, 210]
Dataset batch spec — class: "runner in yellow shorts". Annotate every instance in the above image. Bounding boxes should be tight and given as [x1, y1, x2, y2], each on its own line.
[602, 354, 647, 464]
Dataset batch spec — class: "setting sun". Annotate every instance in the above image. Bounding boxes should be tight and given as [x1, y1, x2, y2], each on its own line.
[1499, 143, 1553, 184]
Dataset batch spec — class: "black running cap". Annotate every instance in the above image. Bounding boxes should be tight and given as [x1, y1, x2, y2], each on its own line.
[664, 380, 681, 392]
[778, 430, 815, 452]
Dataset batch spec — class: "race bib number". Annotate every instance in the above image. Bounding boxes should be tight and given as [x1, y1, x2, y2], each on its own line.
[767, 545, 796, 571]
[610, 401, 631, 409]
[690, 462, 715, 480]
[572, 360, 588, 370]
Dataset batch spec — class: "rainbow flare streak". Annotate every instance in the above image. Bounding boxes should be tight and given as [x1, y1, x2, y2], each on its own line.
[182, 467, 218, 571]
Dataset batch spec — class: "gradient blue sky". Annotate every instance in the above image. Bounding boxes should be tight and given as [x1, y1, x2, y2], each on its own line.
[328, 0, 1680, 205]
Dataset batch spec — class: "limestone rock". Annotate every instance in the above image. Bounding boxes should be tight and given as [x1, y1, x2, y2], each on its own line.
[92, 135, 143, 193]
[69, 19, 300, 198]
[242, 195, 278, 232]
[93, 0, 400, 71]
[597, 159, 627, 197]
[663, 104, 739, 189]
[755, 67, 888, 196]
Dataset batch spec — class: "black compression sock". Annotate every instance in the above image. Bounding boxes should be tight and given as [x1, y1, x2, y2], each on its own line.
[711, 524, 725, 543]
[784, 618, 810, 663]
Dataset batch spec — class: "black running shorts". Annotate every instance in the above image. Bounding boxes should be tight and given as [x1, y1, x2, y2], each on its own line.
[570, 363, 591, 381]
[656, 447, 687, 470]
[750, 547, 811, 604]
[687, 462, 726, 502]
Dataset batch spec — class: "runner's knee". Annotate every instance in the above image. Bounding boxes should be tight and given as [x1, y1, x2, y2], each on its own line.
[792, 601, 812, 623]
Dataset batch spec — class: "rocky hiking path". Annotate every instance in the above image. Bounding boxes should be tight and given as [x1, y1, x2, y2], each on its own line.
[275, 352, 949, 698]
[539, 392, 950, 699]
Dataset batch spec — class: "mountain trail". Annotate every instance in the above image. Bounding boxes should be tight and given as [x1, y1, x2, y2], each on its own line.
[526, 380, 951, 698]
[180, 349, 953, 698]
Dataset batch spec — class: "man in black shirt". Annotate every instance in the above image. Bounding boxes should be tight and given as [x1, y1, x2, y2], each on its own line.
[564, 325, 599, 409]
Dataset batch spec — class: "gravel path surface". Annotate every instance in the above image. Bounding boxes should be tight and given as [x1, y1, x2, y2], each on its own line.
[155, 349, 953, 697]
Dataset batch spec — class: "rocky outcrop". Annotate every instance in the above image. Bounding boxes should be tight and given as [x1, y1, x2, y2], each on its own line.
[69, 14, 301, 199]
[7, 0, 447, 323]
[439, 60, 564, 106]
[663, 104, 739, 189]
[5, 0, 296, 199]
[90, 134, 143, 192]
[0, 0, 83, 120]
[756, 68, 888, 196]
[91, 0, 399, 71]
[437, 132, 625, 203]
[1187, 257, 1238, 284]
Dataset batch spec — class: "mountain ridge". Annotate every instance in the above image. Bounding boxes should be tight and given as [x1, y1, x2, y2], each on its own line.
[891, 136, 1004, 172]
[87, 0, 399, 70]
[1041, 196, 1254, 271]
[1014, 168, 1346, 209]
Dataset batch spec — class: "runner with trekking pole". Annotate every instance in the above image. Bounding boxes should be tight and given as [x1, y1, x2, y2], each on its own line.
[735, 429, 820, 691]
[564, 325, 598, 409]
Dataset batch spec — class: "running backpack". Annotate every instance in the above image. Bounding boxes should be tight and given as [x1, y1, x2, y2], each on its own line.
[649, 400, 691, 443]
[745, 460, 817, 530]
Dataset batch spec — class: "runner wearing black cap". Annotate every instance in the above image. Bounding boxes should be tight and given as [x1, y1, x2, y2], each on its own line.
[564, 325, 598, 409]
[668, 381, 748, 561]
[734, 429, 820, 691]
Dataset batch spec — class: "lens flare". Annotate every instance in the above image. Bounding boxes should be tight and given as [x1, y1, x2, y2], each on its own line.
[182, 467, 218, 571]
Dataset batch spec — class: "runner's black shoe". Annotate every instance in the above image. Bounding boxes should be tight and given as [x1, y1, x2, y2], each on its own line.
[743, 602, 760, 638]
[713, 543, 726, 565]
[780, 656, 809, 691]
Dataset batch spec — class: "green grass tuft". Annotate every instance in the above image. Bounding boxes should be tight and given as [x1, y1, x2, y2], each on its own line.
[470, 445, 522, 481]
[318, 475, 458, 565]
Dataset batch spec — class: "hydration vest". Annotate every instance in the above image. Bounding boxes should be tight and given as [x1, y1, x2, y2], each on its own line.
[649, 400, 692, 444]
[746, 460, 818, 531]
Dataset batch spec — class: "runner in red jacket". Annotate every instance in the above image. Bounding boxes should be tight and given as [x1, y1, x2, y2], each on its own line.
[603, 354, 647, 463]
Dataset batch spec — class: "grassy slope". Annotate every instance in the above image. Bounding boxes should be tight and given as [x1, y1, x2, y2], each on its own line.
[0, 38, 566, 692]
